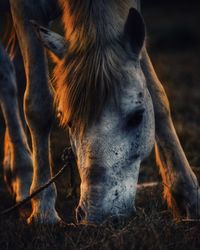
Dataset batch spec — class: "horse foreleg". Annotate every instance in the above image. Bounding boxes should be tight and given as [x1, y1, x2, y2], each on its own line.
[0, 42, 32, 202]
[10, 0, 61, 224]
[141, 49, 200, 219]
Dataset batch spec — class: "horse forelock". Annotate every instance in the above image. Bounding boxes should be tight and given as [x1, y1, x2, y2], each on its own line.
[55, 0, 136, 132]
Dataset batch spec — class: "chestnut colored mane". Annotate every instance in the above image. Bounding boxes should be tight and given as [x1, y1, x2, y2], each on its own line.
[54, 0, 133, 131]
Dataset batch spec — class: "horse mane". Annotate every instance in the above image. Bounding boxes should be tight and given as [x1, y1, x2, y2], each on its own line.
[54, 0, 134, 132]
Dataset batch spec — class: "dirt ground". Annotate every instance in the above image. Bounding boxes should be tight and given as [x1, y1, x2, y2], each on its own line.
[1, 0, 200, 249]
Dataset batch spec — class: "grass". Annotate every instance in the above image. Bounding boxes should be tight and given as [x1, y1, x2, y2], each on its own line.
[1, 0, 200, 249]
[1, 185, 200, 250]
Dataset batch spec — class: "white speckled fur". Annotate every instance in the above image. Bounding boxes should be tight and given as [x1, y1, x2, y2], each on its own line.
[72, 62, 155, 223]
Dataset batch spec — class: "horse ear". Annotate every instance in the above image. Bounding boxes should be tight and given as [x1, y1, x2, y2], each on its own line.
[30, 20, 68, 59]
[124, 8, 146, 57]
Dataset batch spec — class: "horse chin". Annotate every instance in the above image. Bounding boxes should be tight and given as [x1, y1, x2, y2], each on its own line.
[76, 204, 136, 225]
[76, 192, 137, 225]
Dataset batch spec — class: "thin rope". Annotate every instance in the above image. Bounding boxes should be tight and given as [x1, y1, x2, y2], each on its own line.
[0, 147, 75, 217]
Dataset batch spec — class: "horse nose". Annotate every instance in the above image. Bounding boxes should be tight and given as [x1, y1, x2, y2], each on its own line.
[76, 206, 86, 223]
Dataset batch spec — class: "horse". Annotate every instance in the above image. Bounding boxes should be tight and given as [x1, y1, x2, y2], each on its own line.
[0, 0, 200, 224]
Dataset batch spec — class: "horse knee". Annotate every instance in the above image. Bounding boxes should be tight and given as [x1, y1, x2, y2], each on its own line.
[24, 92, 53, 132]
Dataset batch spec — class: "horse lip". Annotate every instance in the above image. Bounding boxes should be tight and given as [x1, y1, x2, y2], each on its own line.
[76, 203, 137, 225]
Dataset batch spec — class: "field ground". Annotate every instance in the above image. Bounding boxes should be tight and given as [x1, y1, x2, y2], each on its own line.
[1, 0, 200, 249]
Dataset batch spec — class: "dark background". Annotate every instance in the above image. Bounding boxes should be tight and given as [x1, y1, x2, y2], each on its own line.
[142, 0, 200, 167]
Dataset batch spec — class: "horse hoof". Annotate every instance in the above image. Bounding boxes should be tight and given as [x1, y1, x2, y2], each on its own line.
[27, 211, 62, 225]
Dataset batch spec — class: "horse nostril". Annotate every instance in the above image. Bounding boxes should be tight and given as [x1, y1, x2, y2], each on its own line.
[76, 206, 86, 223]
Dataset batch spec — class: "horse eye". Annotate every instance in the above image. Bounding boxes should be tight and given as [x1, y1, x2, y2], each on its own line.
[126, 109, 145, 128]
